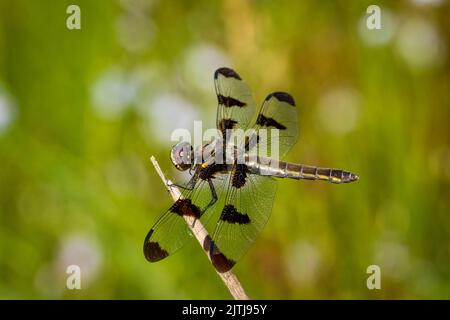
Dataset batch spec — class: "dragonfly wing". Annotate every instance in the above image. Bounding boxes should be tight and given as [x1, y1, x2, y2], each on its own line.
[215, 67, 256, 133]
[208, 166, 277, 271]
[143, 169, 231, 262]
[248, 92, 298, 159]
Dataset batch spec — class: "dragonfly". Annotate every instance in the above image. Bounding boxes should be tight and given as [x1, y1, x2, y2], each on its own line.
[144, 67, 358, 271]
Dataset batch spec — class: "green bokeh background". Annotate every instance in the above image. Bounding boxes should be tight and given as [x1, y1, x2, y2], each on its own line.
[0, 0, 449, 299]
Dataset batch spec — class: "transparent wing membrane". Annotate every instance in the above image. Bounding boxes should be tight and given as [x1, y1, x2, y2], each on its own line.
[251, 92, 299, 159]
[215, 67, 256, 133]
[209, 169, 277, 267]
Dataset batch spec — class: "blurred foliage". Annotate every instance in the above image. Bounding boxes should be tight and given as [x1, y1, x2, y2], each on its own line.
[0, 0, 449, 299]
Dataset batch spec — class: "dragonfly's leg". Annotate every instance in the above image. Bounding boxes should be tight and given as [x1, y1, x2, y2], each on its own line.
[168, 182, 194, 190]
[202, 179, 218, 215]
[167, 174, 198, 190]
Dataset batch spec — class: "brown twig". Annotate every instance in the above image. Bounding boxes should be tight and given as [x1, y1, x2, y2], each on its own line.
[150, 156, 250, 300]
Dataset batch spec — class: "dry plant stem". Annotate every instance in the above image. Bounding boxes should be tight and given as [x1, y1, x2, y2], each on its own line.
[150, 156, 250, 300]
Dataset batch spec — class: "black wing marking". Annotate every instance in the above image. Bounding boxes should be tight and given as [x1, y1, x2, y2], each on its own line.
[215, 67, 256, 134]
[208, 165, 277, 271]
[248, 92, 298, 159]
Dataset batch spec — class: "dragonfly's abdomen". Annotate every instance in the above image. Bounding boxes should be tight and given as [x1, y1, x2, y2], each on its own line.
[286, 163, 358, 183]
[247, 157, 359, 184]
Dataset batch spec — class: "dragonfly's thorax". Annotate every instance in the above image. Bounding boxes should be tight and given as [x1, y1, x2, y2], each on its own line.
[198, 163, 228, 180]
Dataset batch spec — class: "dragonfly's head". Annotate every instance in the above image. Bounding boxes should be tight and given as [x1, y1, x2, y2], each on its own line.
[170, 141, 194, 171]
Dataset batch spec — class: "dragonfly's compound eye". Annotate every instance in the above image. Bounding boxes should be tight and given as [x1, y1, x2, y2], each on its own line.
[170, 141, 193, 171]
